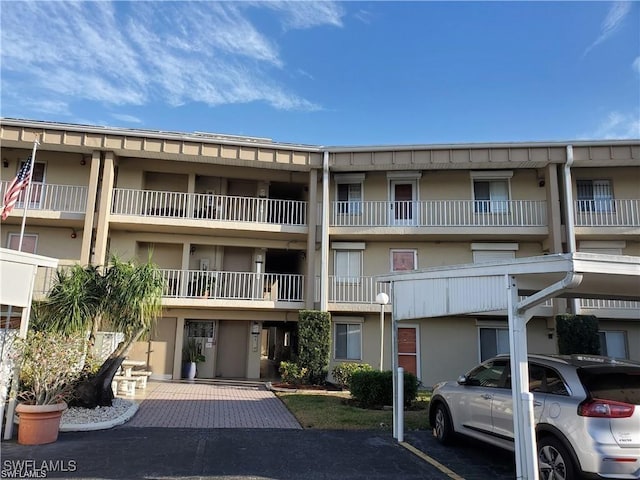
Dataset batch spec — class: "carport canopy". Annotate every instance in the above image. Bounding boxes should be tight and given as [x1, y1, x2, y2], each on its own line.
[378, 252, 640, 480]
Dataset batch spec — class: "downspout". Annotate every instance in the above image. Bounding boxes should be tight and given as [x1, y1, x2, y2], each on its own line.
[563, 145, 580, 314]
[320, 151, 330, 311]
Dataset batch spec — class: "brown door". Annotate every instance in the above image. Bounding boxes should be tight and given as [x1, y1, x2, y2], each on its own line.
[398, 327, 417, 376]
[216, 321, 247, 378]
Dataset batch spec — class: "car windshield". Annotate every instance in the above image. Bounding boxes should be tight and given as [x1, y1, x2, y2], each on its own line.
[577, 367, 640, 404]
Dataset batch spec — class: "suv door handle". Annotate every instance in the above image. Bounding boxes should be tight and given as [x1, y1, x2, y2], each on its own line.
[533, 401, 542, 407]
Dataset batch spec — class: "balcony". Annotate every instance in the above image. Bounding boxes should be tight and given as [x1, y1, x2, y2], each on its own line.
[331, 200, 547, 228]
[315, 275, 391, 310]
[159, 269, 305, 303]
[112, 189, 307, 226]
[574, 199, 640, 227]
[0, 182, 88, 215]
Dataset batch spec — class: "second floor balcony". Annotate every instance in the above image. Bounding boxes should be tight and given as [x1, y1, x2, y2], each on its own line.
[112, 188, 307, 227]
[0, 181, 88, 215]
[574, 199, 640, 227]
[330, 199, 548, 228]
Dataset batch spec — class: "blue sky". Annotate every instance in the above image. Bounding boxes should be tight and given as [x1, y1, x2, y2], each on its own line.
[1, 1, 638, 146]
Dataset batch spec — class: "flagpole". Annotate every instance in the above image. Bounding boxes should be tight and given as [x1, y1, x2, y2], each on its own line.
[18, 134, 41, 252]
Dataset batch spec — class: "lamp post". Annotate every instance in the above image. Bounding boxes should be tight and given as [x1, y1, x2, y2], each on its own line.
[375, 292, 389, 371]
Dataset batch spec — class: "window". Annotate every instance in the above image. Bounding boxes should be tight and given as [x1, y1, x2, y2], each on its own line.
[337, 184, 362, 214]
[391, 249, 417, 271]
[334, 323, 362, 360]
[466, 359, 508, 388]
[577, 179, 613, 212]
[479, 327, 509, 362]
[599, 331, 628, 359]
[335, 174, 364, 215]
[8, 233, 37, 254]
[474, 180, 509, 213]
[335, 250, 362, 283]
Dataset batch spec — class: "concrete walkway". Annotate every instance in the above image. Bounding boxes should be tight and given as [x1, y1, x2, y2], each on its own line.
[125, 380, 301, 429]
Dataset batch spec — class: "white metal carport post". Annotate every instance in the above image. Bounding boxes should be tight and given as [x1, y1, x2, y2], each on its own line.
[507, 274, 538, 480]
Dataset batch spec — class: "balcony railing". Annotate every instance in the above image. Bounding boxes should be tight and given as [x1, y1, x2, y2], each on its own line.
[160, 269, 304, 302]
[580, 299, 640, 311]
[574, 199, 640, 227]
[331, 200, 547, 227]
[0, 182, 88, 213]
[315, 276, 392, 304]
[112, 189, 307, 226]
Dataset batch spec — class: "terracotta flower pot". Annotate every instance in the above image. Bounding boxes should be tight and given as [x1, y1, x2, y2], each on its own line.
[15, 402, 67, 445]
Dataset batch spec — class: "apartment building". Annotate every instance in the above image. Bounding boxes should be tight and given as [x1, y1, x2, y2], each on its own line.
[1, 118, 638, 387]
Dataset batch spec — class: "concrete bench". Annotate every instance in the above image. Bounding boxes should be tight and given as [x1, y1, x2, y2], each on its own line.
[130, 370, 152, 389]
[113, 375, 137, 396]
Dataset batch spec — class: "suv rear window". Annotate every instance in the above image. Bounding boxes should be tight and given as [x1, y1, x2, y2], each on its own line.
[577, 367, 640, 404]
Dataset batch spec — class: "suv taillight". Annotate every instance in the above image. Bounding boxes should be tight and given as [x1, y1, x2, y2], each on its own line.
[578, 398, 635, 418]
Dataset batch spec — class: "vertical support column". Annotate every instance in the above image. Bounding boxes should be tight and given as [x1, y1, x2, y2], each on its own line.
[391, 310, 399, 439]
[507, 275, 539, 480]
[80, 151, 101, 266]
[93, 152, 115, 265]
[186, 173, 196, 218]
[306, 169, 318, 309]
[320, 151, 329, 311]
[397, 367, 404, 443]
[173, 317, 186, 379]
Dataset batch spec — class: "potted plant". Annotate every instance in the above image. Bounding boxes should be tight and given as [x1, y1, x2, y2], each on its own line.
[182, 339, 205, 379]
[14, 330, 85, 445]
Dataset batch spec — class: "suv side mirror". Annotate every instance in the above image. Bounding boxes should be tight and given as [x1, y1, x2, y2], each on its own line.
[458, 375, 480, 386]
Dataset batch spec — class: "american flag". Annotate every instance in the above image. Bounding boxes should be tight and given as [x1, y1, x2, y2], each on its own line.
[1, 157, 32, 220]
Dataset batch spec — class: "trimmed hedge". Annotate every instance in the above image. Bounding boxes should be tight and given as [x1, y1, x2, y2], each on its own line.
[350, 370, 419, 408]
[297, 310, 331, 385]
[331, 362, 373, 390]
[279, 361, 308, 386]
[556, 314, 600, 355]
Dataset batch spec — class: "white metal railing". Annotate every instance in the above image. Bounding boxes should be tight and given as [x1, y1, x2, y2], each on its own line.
[160, 269, 304, 302]
[0, 181, 88, 213]
[112, 189, 307, 226]
[580, 299, 640, 310]
[316, 276, 392, 304]
[331, 200, 547, 227]
[574, 199, 640, 227]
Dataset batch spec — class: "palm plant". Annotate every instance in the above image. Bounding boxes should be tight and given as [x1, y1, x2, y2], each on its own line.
[34, 256, 164, 408]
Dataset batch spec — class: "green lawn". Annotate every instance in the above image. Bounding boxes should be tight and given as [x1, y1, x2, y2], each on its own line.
[276, 390, 431, 431]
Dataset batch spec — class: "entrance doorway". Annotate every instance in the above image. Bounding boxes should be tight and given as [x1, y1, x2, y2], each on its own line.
[390, 180, 417, 225]
[184, 320, 216, 378]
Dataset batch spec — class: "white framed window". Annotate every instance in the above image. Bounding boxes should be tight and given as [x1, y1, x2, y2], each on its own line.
[391, 249, 417, 271]
[471, 171, 512, 214]
[334, 320, 363, 360]
[334, 250, 362, 283]
[335, 173, 364, 215]
[599, 331, 628, 359]
[479, 326, 509, 362]
[472, 243, 518, 263]
[8, 233, 38, 254]
[577, 179, 613, 212]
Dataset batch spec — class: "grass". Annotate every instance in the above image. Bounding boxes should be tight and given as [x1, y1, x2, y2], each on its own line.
[276, 390, 431, 431]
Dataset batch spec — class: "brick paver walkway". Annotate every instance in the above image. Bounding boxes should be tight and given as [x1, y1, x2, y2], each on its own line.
[126, 381, 301, 429]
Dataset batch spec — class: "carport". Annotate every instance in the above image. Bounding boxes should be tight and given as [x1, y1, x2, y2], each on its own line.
[378, 252, 640, 480]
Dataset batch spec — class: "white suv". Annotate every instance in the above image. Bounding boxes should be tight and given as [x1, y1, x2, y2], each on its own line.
[428, 354, 640, 480]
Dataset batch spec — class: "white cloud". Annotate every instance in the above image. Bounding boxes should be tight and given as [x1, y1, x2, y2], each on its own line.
[111, 113, 143, 124]
[584, 2, 632, 56]
[0, 0, 342, 119]
[583, 111, 640, 139]
[633, 57, 640, 75]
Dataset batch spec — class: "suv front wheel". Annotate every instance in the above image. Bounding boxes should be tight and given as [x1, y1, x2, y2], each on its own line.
[432, 403, 455, 445]
[538, 436, 575, 480]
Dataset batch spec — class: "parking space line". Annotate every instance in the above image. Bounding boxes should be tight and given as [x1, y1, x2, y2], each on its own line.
[400, 441, 465, 480]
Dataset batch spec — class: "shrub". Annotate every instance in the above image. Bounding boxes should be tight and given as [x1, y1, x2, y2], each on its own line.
[331, 362, 373, 390]
[350, 370, 419, 409]
[297, 310, 331, 385]
[556, 314, 600, 355]
[279, 361, 308, 386]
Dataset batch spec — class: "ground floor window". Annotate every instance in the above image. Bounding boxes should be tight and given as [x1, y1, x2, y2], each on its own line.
[599, 330, 628, 359]
[334, 323, 362, 360]
[479, 327, 509, 361]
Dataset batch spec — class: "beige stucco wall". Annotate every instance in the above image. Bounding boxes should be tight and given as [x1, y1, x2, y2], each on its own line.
[129, 317, 177, 377]
[3, 226, 82, 262]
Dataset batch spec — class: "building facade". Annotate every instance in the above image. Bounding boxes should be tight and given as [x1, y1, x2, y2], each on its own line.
[1, 118, 638, 387]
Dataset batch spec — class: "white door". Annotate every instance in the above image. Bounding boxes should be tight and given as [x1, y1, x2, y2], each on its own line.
[389, 180, 417, 225]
